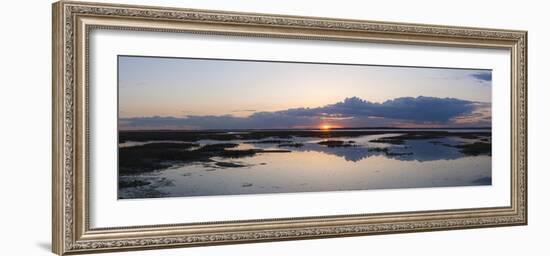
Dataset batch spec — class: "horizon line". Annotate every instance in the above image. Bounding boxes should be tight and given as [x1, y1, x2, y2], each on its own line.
[119, 126, 492, 132]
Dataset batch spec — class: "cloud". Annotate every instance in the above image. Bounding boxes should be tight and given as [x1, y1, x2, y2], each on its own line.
[470, 71, 492, 82]
[120, 96, 490, 130]
[450, 102, 491, 126]
[315, 96, 476, 122]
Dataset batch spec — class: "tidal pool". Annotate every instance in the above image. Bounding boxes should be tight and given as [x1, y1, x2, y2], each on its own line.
[118, 130, 491, 199]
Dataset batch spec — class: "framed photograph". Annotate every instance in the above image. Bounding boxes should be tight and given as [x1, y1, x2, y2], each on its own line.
[52, 1, 527, 255]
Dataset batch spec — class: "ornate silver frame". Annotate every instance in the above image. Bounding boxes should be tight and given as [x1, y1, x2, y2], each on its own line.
[52, 1, 527, 255]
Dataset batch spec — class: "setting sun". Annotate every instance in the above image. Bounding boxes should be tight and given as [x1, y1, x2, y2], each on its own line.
[321, 124, 332, 130]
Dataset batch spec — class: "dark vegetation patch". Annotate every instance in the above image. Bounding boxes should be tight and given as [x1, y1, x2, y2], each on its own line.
[258, 149, 292, 153]
[370, 132, 448, 144]
[117, 177, 174, 199]
[369, 147, 389, 153]
[215, 161, 247, 168]
[119, 180, 151, 188]
[453, 142, 492, 156]
[194, 143, 238, 152]
[370, 132, 490, 146]
[278, 143, 304, 148]
[119, 142, 199, 174]
[247, 139, 293, 144]
[119, 142, 291, 175]
[120, 130, 491, 143]
[317, 140, 356, 147]
[370, 138, 405, 145]
[459, 134, 481, 139]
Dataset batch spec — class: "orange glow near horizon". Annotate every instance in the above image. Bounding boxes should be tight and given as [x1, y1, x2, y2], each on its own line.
[321, 124, 332, 130]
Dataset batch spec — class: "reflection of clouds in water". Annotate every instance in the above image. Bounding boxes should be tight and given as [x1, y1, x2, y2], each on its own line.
[388, 138, 464, 162]
[120, 150, 491, 199]
[249, 135, 471, 162]
[118, 133, 492, 199]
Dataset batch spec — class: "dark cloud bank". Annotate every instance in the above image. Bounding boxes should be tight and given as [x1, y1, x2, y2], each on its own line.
[120, 96, 491, 130]
[470, 71, 492, 83]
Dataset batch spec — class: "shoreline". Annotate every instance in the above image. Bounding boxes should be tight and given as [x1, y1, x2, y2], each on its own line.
[119, 129, 491, 143]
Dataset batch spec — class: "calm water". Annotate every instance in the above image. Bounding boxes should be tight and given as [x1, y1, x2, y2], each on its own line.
[118, 130, 491, 199]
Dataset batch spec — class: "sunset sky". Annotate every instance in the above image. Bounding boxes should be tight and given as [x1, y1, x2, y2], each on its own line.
[118, 56, 492, 130]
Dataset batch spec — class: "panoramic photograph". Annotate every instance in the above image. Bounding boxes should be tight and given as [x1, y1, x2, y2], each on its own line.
[117, 56, 492, 199]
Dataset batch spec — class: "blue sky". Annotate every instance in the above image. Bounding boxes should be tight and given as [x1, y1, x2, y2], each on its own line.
[118, 56, 492, 130]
